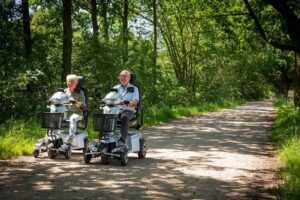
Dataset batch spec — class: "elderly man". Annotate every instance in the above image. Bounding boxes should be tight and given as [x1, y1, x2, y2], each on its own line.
[113, 70, 139, 144]
[65, 74, 86, 143]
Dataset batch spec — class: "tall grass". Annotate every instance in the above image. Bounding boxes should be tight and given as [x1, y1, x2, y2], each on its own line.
[272, 98, 300, 199]
[0, 117, 44, 159]
[0, 100, 245, 159]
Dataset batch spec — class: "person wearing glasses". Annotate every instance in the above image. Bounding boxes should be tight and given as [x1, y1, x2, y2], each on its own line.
[113, 70, 139, 144]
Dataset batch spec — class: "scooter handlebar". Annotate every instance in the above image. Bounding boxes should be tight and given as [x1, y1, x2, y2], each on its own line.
[100, 100, 128, 107]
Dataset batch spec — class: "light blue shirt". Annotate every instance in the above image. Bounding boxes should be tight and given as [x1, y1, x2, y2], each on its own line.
[113, 83, 139, 102]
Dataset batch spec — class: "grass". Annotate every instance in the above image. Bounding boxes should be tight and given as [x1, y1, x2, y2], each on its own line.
[272, 98, 300, 200]
[0, 117, 44, 159]
[0, 99, 245, 159]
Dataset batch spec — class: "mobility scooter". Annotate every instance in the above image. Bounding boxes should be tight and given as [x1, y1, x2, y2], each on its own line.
[33, 77, 89, 159]
[83, 74, 146, 166]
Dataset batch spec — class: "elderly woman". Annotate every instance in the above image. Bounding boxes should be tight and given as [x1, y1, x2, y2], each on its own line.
[65, 74, 86, 143]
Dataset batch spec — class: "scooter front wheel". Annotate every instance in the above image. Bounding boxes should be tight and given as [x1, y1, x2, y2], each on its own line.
[64, 146, 71, 159]
[33, 150, 39, 158]
[138, 138, 147, 159]
[83, 139, 92, 164]
[48, 149, 57, 159]
[120, 152, 128, 166]
[101, 154, 111, 165]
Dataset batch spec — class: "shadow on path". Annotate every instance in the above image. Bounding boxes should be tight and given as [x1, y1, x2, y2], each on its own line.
[0, 101, 279, 200]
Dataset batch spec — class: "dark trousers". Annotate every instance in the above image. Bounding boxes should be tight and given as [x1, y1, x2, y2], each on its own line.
[119, 109, 134, 141]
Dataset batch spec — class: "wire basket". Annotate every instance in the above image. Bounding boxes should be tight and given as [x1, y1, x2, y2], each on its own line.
[93, 113, 118, 132]
[40, 112, 64, 129]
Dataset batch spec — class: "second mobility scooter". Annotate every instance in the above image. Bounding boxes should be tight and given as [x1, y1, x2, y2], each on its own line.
[83, 74, 147, 166]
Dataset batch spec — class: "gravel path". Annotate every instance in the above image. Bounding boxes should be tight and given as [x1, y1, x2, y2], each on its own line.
[0, 101, 279, 200]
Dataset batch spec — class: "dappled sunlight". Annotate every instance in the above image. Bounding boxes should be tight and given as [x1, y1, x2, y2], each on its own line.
[0, 101, 278, 199]
[148, 149, 201, 159]
[33, 181, 53, 190]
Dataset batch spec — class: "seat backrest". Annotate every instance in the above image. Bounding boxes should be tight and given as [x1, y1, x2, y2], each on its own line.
[75, 76, 88, 106]
[129, 73, 143, 129]
[75, 76, 88, 129]
[129, 73, 142, 105]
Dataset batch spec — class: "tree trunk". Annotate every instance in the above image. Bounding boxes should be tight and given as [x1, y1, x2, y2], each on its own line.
[294, 52, 300, 107]
[122, 0, 129, 66]
[90, 0, 98, 39]
[100, 0, 109, 42]
[152, 0, 157, 84]
[62, 0, 72, 86]
[149, 0, 158, 104]
[21, 0, 32, 56]
[278, 66, 291, 100]
[280, 74, 289, 100]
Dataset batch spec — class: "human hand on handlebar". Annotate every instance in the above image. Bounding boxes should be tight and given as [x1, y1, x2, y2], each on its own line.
[70, 100, 82, 109]
[115, 100, 130, 106]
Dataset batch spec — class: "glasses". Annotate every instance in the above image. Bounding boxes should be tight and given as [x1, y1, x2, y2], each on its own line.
[119, 75, 129, 78]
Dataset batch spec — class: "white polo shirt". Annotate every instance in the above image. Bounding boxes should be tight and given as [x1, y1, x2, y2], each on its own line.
[113, 83, 139, 102]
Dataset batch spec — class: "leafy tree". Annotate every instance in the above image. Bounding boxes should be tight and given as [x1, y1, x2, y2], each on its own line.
[243, 0, 300, 106]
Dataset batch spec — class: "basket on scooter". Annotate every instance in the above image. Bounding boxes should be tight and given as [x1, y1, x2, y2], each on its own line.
[40, 112, 64, 129]
[93, 113, 118, 132]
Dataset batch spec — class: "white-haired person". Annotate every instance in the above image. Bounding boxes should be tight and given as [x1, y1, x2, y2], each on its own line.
[113, 70, 139, 144]
[65, 74, 86, 143]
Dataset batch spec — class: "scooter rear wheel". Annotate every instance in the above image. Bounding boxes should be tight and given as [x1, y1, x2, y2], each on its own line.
[138, 138, 147, 159]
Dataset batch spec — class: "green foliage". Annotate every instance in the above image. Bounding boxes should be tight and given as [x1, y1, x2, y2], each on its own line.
[0, 117, 43, 159]
[272, 98, 300, 199]
[0, 0, 294, 162]
[0, 0, 290, 124]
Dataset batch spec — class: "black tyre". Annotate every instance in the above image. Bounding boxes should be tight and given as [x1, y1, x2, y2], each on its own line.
[101, 153, 111, 165]
[120, 152, 128, 166]
[33, 150, 39, 158]
[48, 149, 57, 159]
[64, 146, 72, 159]
[83, 139, 92, 164]
[138, 138, 147, 159]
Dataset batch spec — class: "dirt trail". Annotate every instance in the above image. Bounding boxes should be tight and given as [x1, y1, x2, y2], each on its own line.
[0, 101, 279, 200]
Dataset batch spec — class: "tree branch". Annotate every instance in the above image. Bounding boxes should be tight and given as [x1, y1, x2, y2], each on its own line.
[130, 8, 154, 23]
[243, 0, 299, 52]
[243, 0, 267, 40]
[262, 0, 300, 39]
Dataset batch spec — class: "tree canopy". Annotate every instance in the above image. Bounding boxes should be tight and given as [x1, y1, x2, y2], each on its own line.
[0, 0, 299, 123]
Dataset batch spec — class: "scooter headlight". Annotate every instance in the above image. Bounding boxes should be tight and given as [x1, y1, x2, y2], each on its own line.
[91, 147, 98, 152]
